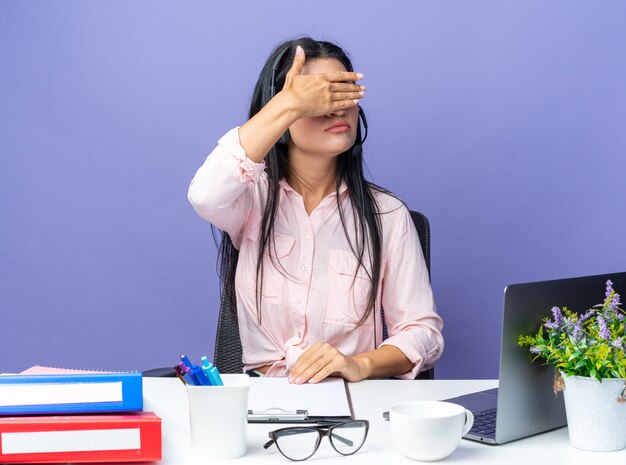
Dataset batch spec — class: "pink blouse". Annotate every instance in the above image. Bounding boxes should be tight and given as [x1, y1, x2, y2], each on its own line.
[188, 127, 444, 379]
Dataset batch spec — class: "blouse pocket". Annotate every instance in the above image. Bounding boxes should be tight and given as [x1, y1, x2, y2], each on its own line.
[323, 250, 374, 330]
[240, 216, 296, 305]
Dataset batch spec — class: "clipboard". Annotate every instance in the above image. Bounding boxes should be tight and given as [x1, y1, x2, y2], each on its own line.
[247, 377, 354, 423]
[247, 408, 309, 422]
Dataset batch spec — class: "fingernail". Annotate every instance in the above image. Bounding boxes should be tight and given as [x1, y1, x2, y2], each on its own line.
[296, 45, 303, 56]
[295, 377, 303, 384]
[288, 376, 295, 383]
[360, 85, 366, 90]
[309, 378, 318, 384]
[353, 99, 360, 104]
[356, 73, 364, 79]
[359, 91, 364, 96]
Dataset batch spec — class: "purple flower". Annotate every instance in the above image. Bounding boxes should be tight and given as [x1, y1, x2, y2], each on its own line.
[572, 321, 583, 342]
[597, 315, 611, 341]
[551, 306, 564, 325]
[580, 309, 595, 322]
[612, 337, 624, 351]
[606, 280, 614, 299]
[611, 293, 621, 309]
[530, 346, 542, 354]
[544, 320, 559, 331]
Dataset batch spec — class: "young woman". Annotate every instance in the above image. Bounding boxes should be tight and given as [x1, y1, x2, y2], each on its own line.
[189, 37, 443, 384]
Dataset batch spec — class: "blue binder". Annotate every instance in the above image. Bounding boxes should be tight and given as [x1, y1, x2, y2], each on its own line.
[0, 372, 143, 415]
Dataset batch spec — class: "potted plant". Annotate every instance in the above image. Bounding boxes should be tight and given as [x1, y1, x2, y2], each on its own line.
[518, 279, 626, 451]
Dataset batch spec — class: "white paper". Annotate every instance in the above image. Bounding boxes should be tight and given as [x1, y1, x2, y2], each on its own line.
[248, 378, 351, 418]
[0, 382, 122, 407]
[1, 428, 141, 454]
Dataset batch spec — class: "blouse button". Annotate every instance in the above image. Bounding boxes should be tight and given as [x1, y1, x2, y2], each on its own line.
[304, 233, 311, 239]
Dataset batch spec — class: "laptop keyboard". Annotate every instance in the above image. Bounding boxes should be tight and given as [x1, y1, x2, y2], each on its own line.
[468, 408, 497, 436]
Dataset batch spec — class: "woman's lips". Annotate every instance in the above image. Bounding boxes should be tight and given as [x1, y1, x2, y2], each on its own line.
[325, 125, 350, 134]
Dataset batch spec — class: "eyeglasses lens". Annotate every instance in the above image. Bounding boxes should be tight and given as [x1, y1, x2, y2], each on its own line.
[329, 421, 368, 455]
[275, 427, 320, 461]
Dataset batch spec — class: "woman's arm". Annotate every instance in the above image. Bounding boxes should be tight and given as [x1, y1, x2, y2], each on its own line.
[189, 46, 364, 241]
[376, 207, 444, 379]
[238, 91, 299, 163]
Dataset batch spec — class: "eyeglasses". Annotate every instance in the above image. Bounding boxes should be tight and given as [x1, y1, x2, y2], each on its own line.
[263, 420, 369, 461]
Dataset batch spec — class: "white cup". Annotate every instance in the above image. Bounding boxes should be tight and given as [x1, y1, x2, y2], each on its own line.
[186, 373, 250, 461]
[389, 401, 474, 462]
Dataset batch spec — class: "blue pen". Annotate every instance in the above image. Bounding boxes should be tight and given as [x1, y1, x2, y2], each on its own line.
[201, 356, 224, 386]
[191, 364, 210, 386]
[200, 356, 217, 385]
[212, 366, 224, 386]
[180, 355, 205, 385]
[180, 354, 193, 369]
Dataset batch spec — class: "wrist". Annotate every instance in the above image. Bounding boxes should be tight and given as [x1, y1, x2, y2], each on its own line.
[352, 355, 373, 381]
[273, 90, 303, 121]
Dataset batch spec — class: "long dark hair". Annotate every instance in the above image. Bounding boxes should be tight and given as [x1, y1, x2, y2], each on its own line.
[217, 37, 390, 328]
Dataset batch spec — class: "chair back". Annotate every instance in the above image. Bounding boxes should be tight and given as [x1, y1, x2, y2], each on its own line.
[214, 279, 244, 375]
[214, 209, 434, 379]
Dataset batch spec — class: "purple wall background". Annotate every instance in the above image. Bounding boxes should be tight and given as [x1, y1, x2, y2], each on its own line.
[1, 1, 625, 378]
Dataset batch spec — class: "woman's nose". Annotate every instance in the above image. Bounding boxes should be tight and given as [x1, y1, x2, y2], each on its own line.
[326, 108, 346, 117]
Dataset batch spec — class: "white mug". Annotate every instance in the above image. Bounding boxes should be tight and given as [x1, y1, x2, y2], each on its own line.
[389, 401, 474, 462]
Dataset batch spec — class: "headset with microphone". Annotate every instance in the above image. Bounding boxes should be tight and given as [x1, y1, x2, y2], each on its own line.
[267, 44, 368, 156]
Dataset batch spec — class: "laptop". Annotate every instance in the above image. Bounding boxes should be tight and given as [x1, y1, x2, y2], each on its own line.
[444, 271, 626, 445]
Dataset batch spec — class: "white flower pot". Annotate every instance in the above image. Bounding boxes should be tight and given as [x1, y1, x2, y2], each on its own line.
[561, 373, 626, 451]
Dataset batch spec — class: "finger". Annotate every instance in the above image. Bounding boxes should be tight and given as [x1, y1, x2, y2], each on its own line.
[295, 352, 336, 384]
[326, 71, 364, 83]
[290, 343, 334, 382]
[328, 100, 360, 113]
[330, 91, 365, 102]
[309, 361, 340, 384]
[329, 82, 366, 93]
[285, 45, 306, 79]
[291, 355, 327, 383]
[289, 343, 324, 380]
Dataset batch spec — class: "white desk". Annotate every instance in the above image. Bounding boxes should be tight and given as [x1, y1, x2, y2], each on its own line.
[143, 378, 624, 463]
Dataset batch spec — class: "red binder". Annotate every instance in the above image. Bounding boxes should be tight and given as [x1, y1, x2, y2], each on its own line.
[0, 412, 161, 463]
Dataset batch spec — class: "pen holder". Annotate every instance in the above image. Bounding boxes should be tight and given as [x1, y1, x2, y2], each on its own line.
[186, 374, 250, 460]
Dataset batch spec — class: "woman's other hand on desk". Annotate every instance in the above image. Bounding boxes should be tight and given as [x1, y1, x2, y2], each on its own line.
[288, 342, 369, 384]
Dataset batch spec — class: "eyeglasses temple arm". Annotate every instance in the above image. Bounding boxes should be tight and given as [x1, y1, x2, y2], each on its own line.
[330, 432, 354, 447]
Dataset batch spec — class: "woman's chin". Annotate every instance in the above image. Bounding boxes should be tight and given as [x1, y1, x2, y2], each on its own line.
[293, 137, 355, 158]
[324, 136, 355, 155]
